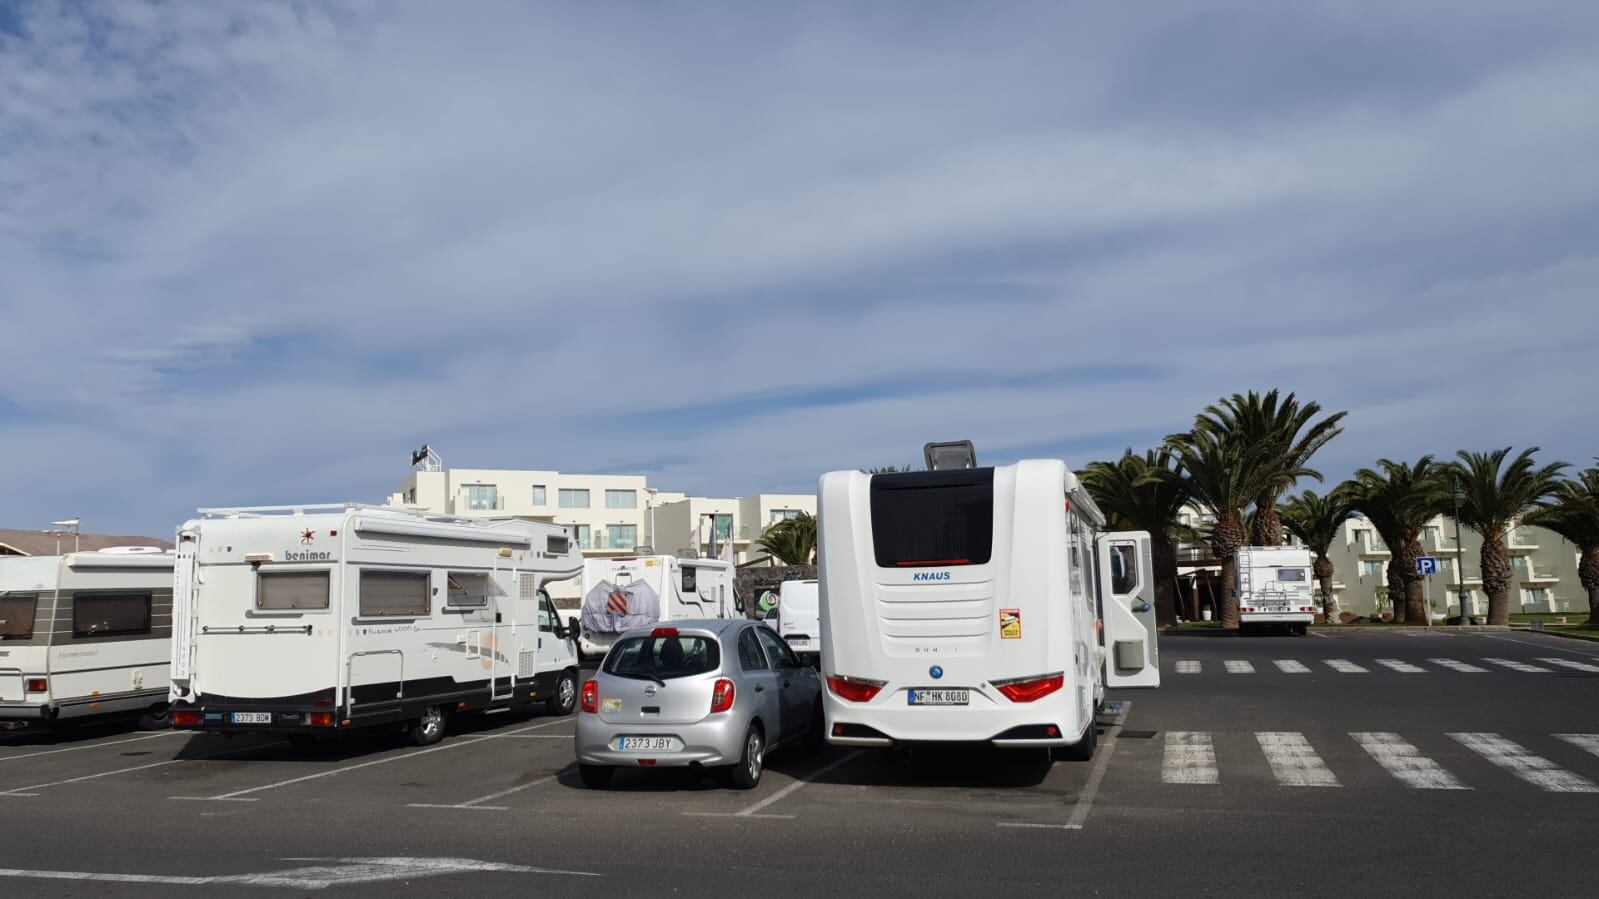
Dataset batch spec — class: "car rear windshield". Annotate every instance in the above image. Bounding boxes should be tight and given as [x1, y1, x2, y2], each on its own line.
[604, 635, 720, 680]
[870, 468, 994, 567]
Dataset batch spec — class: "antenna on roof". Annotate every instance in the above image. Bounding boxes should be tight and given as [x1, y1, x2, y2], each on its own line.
[410, 444, 443, 472]
[923, 440, 976, 471]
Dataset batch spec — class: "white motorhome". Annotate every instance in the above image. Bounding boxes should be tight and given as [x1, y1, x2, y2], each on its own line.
[1235, 545, 1317, 636]
[0, 548, 175, 731]
[775, 579, 820, 665]
[818, 450, 1159, 760]
[576, 555, 741, 660]
[168, 505, 585, 746]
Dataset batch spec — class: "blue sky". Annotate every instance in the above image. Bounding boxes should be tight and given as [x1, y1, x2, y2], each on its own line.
[2, 1, 1597, 536]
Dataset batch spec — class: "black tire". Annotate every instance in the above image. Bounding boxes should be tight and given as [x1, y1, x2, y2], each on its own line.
[1292, 623, 1309, 636]
[1054, 720, 1098, 762]
[804, 702, 826, 755]
[546, 669, 578, 716]
[578, 763, 614, 789]
[137, 704, 170, 731]
[407, 705, 447, 746]
[724, 722, 765, 789]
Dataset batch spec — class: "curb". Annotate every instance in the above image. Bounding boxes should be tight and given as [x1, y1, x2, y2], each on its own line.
[1510, 626, 1599, 644]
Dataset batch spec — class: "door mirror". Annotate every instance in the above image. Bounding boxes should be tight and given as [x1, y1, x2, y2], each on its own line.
[566, 616, 581, 640]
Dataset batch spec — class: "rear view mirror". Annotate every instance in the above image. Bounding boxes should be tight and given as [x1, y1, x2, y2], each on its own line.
[567, 616, 581, 639]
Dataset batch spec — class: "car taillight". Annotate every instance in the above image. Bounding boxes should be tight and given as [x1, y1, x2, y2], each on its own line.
[992, 673, 1064, 703]
[825, 675, 885, 703]
[652, 627, 679, 637]
[710, 678, 736, 713]
[25, 678, 47, 693]
[170, 710, 201, 726]
[1241, 607, 1255, 613]
[308, 711, 334, 727]
[1300, 606, 1314, 613]
[580, 679, 599, 714]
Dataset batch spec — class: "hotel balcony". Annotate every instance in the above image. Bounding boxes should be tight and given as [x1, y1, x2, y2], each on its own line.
[1516, 566, 1560, 584]
[1507, 529, 1539, 552]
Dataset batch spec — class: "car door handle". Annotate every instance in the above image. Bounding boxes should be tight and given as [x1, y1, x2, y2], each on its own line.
[754, 684, 765, 693]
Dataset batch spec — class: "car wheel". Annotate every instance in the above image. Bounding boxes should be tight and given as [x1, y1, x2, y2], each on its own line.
[804, 702, 826, 754]
[579, 763, 614, 789]
[725, 723, 765, 789]
[546, 669, 578, 716]
[1053, 720, 1098, 762]
[407, 706, 447, 746]
[137, 704, 170, 731]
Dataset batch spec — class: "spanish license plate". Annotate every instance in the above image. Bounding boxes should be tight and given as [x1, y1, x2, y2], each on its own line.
[787, 638, 812, 650]
[907, 689, 969, 706]
[614, 736, 681, 752]
[230, 712, 271, 724]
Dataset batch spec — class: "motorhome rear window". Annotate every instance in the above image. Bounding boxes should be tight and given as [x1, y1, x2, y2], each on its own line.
[870, 468, 994, 567]
[0, 594, 37, 639]
[359, 570, 430, 617]
[1277, 569, 1308, 582]
[604, 635, 720, 680]
[257, 571, 331, 610]
[73, 593, 151, 638]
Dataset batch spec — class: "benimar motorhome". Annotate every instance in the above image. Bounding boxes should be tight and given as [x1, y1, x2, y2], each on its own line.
[817, 442, 1160, 760]
[1235, 545, 1317, 635]
[168, 505, 585, 746]
[0, 547, 175, 731]
[577, 555, 741, 660]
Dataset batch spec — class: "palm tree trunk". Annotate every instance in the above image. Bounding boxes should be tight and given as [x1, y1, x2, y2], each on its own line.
[1578, 547, 1598, 627]
[1313, 555, 1338, 621]
[1399, 538, 1428, 625]
[1209, 516, 1247, 629]
[1385, 558, 1407, 624]
[1481, 533, 1513, 626]
[1250, 503, 1283, 546]
[1152, 537, 1179, 628]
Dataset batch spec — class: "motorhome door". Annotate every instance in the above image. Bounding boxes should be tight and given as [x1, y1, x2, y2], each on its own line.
[1096, 531, 1160, 688]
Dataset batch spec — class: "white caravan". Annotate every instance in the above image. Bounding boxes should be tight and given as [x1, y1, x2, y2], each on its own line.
[576, 555, 741, 660]
[775, 579, 821, 665]
[818, 454, 1159, 759]
[169, 505, 585, 745]
[1235, 545, 1317, 636]
[0, 548, 175, 731]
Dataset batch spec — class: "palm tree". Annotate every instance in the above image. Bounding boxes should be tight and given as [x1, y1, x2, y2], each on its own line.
[1166, 426, 1276, 628]
[1196, 390, 1347, 546]
[1523, 468, 1599, 626]
[1279, 488, 1357, 621]
[1344, 457, 1450, 625]
[1081, 448, 1194, 628]
[1447, 448, 1568, 625]
[757, 512, 817, 566]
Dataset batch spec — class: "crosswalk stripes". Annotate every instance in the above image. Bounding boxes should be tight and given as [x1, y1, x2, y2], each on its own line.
[1256, 732, 1340, 787]
[1375, 659, 1426, 673]
[1162, 732, 1218, 784]
[1324, 659, 1368, 673]
[1482, 658, 1552, 673]
[1537, 657, 1599, 673]
[1175, 660, 1201, 674]
[1428, 658, 1488, 673]
[1273, 659, 1310, 673]
[1351, 732, 1469, 790]
[1448, 733, 1599, 793]
[1557, 734, 1599, 759]
[1224, 660, 1255, 674]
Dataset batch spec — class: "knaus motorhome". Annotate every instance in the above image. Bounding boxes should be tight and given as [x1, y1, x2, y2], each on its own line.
[1235, 545, 1317, 635]
[168, 505, 585, 745]
[0, 548, 175, 731]
[817, 447, 1159, 760]
[577, 555, 741, 660]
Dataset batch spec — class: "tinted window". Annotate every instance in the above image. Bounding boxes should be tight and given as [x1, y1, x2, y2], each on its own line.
[681, 566, 698, 593]
[755, 627, 798, 668]
[446, 572, 493, 608]
[258, 571, 330, 610]
[0, 594, 37, 639]
[604, 635, 720, 680]
[1277, 569, 1308, 582]
[871, 469, 994, 567]
[1108, 542, 1138, 595]
[359, 570, 430, 617]
[73, 593, 151, 638]
[737, 628, 769, 671]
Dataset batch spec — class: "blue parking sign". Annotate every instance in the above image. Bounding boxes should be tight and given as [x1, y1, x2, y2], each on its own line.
[1416, 556, 1439, 576]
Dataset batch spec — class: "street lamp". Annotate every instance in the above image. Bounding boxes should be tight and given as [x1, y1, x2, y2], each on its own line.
[1451, 481, 1469, 625]
[643, 487, 659, 552]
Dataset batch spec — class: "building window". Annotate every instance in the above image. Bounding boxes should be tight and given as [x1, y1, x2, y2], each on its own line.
[607, 524, 638, 550]
[568, 524, 591, 549]
[605, 489, 637, 509]
[714, 514, 734, 542]
[1525, 587, 1549, 606]
[465, 484, 499, 511]
[72, 593, 152, 638]
[771, 509, 801, 523]
[359, 570, 430, 617]
[257, 570, 331, 610]
[532, 485, 547, 506]
[559, 488, 590, 509]
[1360, 560, 1383, 578]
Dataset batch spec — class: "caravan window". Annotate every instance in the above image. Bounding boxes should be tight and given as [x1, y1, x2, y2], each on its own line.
[681, 566, 698, 593]
[446, 572, 494, 608]
[359, 570, 430, 617]
[1277, 568, 1308, 582]
[73, 593, 151, 638]
[870, 469, 994, 567]
[257, 571, 331, 610]
[0, 594, 37, 639]
[1108, 542, 1139, 595]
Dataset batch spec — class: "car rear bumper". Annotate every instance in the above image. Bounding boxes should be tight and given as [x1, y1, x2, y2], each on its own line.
[575, 712, 748, 767]
[1241, 613, 1314, 623]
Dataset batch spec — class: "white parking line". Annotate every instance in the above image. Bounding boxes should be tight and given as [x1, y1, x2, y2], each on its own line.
[1256, 732, 1339, 787]
[1449, 733, 1599, 793]
[1555, 734, 1599, 759]
[1273, 660, 1310, 674]
[1351, 732, 1469, 790]
[1175, 661, 1201, 674]
[1162, 731, 1218, 785]
[733, 750, 863, 818]
[1324, 659, 1367, 673]
[1428, 658, 1488, 673]
[0, 732, 182, 764]
[1537, 658, 1599, 673]
[1482, 658, 1551, 673]
[1375, 659, 1426, 673]
[0, 743, 267, 796]
[1224, 660, 1255, 674]
[409, 772, 562, 811]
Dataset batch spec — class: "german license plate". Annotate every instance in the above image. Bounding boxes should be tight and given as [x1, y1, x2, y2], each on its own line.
[230, 712, 271, 724]
[907, 689, 969, 706]
[614, 736, 681, 752]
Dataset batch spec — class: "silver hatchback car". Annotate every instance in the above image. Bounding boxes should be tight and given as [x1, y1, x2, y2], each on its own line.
[575, 618, 823, 789]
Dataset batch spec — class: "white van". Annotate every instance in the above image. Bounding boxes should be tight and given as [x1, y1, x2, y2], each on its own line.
[818, 456, 1159, 760]
[0, 548, 175, 731]
[168, 504, 585, 746]
[775, 579, 820, 665]
[1235, 546, 1317, 635]
[576, 555, 741, 660]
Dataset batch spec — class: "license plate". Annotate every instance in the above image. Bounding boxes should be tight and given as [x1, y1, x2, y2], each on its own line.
[230, 712, 271, 724]
[907, 689, 969, 706]
[787, 638, 812, 649]
[614, 736, 681, 752]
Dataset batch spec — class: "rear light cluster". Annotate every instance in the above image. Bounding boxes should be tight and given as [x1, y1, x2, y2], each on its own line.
[825, 675, 886, 703]
[170, 710, 201, 726]
[991, 672, 1064, 703]
[580, 679, 599, 714]
[308, 712, 334, 727]
[651, 627, 679, 637]
[25, 678, 47, 693]
[1299, 606, 1315, 613]
[1241, 607, 1255, 613]
[710, 678, 736, 713]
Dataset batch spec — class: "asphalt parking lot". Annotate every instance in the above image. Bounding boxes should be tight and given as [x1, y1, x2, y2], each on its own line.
[2, 628, 1597, 896]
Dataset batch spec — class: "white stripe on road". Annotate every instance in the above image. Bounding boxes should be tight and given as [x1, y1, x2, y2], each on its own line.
[1537, 658, 1599, 674]
[1, 743, 265, 796]
[1324, 659, 1368, 673]
[1273, 660, 1310, 674]
[1555, 734, 1599, 759]
[1257, 732, 1339, 787]
[1224, 660, 1255, 674]
[1162, 731, 1218, 785]
[1351, 732, 1469, 790]
[1449, 733, 1599, 793]
[1175, 660, 1201, 674]
[1428, 658, 1488, 673]
[735, 750, 864, 817]
[409, 772, 561, 811]
[1375, 659, 1426, 673]
[1482, 658, 1551, 673]
[0, 732, 182, 764]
